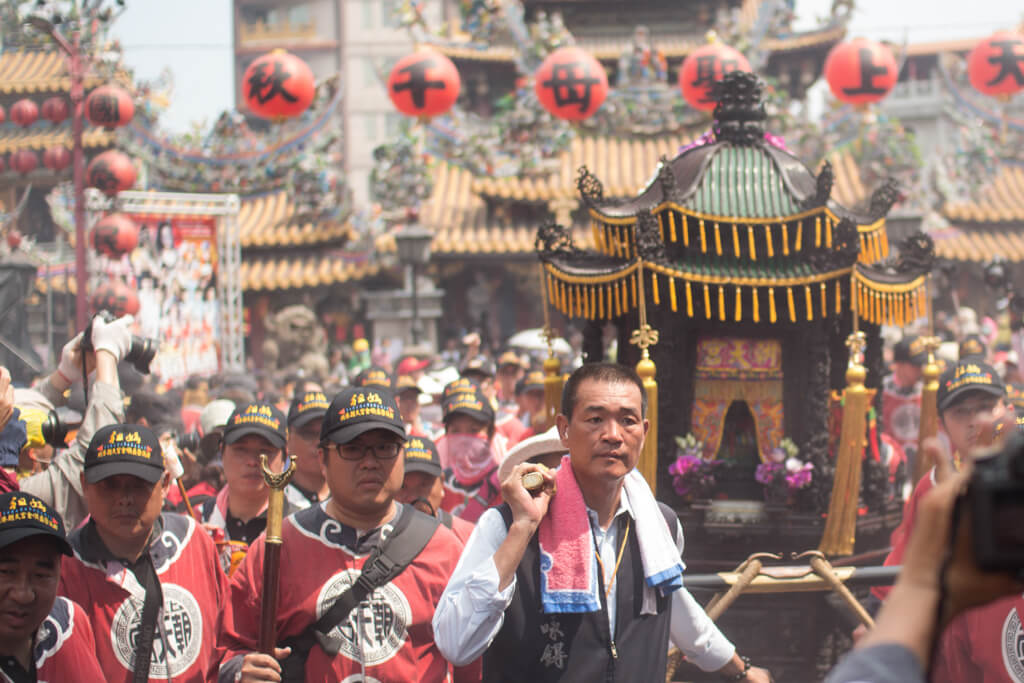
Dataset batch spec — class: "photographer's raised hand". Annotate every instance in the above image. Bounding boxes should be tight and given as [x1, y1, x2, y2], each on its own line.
[0, 366, 13, 432]
[89, 314, 135, 362]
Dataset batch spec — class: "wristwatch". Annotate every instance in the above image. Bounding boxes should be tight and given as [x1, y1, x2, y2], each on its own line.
[722, 655, 752, 681]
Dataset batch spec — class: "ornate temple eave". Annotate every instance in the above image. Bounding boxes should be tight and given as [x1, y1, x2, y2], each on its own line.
[0, 49, 105, 94]
[942, 165, 1024, 225]
[0, 125, 113, 154]
[240, 254, 381, 292]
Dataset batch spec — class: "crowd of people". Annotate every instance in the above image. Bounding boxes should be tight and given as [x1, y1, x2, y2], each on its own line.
[0, 309, 1021, 682]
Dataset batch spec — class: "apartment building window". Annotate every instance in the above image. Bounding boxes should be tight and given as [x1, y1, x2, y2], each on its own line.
[361, 0, 376, 30]
[380, 0, 397, 29]
[363, 113, 379, 141]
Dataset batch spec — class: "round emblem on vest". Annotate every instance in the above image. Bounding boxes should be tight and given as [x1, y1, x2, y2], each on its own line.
[1001, 607, 1024, 682]
[111, 583, 203, 677]
[316, 568, 411, 666]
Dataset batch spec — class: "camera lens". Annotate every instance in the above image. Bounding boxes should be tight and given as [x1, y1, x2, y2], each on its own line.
[125, 336, 157, 374]
[39, 409, 66, 448]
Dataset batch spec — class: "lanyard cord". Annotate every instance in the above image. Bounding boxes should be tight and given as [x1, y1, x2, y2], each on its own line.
[593, 517, 630, 603]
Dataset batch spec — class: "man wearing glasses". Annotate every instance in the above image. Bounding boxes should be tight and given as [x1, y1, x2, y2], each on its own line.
[220, 387, 465, 683]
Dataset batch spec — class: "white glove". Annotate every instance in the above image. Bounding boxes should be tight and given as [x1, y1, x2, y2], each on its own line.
[55, 332, 84, 387]
[90, 314, 134, 361]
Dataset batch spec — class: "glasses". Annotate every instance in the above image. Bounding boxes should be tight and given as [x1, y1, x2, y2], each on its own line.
[330, 441, 402, 461]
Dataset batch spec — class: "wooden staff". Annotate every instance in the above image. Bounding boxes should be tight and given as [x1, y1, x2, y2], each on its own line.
[797, 550, 875, 629]
[177, 479, 197, 520]
[665, 553, 780, 682]
[258, 454, 296, 654]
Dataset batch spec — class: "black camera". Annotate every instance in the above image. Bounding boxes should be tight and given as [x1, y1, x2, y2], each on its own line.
[967, 434, 1024, 575]
[19, 406, 82, 449]
[177, 431, 201, 454]
[81, 310, 157, 375]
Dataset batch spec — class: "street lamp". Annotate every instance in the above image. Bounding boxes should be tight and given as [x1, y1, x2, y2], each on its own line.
[25, 15, 88, 330]
[394, 222, 433, 345]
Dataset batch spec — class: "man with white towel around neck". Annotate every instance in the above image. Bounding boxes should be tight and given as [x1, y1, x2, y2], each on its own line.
[434, 362, 771, 682]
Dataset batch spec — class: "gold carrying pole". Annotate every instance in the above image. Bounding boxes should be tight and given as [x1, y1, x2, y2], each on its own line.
[915, 276, 940, 484]
[820, 279, 868, 556]
[539, 264, 563, 429]
[630, 262, 660, 490]
[257, 454, 296, 654]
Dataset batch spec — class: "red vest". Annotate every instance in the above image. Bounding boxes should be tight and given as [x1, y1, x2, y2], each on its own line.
[934, 595, 1024, 683]
[221, 503, 464, 682]
[59, 513, 229, 683]
[1, 597, 105, 683]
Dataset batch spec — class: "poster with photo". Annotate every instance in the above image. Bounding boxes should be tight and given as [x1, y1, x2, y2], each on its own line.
[94, 215, 220, 387]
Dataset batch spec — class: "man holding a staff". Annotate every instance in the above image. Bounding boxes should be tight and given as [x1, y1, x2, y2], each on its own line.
[220, 386, 464, 682]
[433, 362, 771, 682]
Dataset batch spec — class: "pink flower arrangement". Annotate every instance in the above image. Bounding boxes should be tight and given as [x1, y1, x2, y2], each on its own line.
[668, 434, 717, 499]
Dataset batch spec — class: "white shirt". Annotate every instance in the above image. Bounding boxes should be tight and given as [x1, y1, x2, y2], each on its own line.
[433, 498, 736, 671]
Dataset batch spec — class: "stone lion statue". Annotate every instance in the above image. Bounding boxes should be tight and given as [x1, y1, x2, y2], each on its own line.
[261, 305, 329, 381]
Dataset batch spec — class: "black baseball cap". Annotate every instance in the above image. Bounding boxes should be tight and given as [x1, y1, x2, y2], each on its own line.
[443, 377, 480, 400]
[403, 435, 441, 477]
[892, 335, 927, 366]
[959, 334, 987, 361]
[0, 491, 72, 555]
[354, 366, 393, 389]
[461, 356, 496, 379]
[516, 370, 546, 395]
[288, 391, 329, 428]
[937, 360, 1006, 412]
[84, 424, 165, 484]
[321, 387, 406, 445]
[222, 402, 287, 450]
[442, 385, 494, 424]
[395, 375, 423, 395]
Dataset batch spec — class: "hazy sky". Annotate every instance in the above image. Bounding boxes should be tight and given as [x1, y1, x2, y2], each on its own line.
[110, 0, 1021, 134]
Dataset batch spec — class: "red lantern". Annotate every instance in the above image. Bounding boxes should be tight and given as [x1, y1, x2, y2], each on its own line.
[90, 281, 139, 317]
[86, 150, 137, 196]
[42, 147, 71, 171]
[678, 40, 751, 111]
[534, 47, 608, 121]
[387, 48, 461, 118]
[84, 84, 135, 129]
[967, 31, 1024, 98]
[41, 97, 69, 125]
[242, 50, 315, 120]
[10, 99, 38, 128]
[91, 213, 139, 258]
[0, 105, 6, 124]
[824, 38, 898, 106]
[10, 150, 37, 174]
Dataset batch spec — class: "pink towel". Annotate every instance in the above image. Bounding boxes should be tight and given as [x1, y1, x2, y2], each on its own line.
[537, 455, 601, 613]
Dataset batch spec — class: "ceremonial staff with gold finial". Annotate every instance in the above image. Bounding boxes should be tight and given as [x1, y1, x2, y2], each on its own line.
[258, 453, 296, 654]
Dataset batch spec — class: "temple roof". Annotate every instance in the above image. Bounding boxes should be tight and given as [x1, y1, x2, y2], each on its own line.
[237, 191, 351, 249]
[473, 133, 696, 201]
[240, 254, 381, 291]
[377, 161, 594, 256]
[942, 165, 1024, 225]
[0, 49, 105, 94]
[931, 224, 1024, 262]
[0, 124, 113, 154]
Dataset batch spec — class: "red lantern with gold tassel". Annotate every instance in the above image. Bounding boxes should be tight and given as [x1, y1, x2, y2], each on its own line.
[678, 33, 751, 111]
[534, 46, 608, 121]
[967, 31, 1024, 98]
[86, 150, 137, 196]
[387, 48, 461, 119]
[243, 50, 316, 120]
[824, 38, 898, 106]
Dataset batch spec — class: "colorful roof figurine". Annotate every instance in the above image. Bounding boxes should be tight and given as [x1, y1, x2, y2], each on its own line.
[537, 71, 934, 329]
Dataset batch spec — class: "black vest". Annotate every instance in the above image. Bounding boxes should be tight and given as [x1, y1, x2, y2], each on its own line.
[482, 503, 677, 683]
